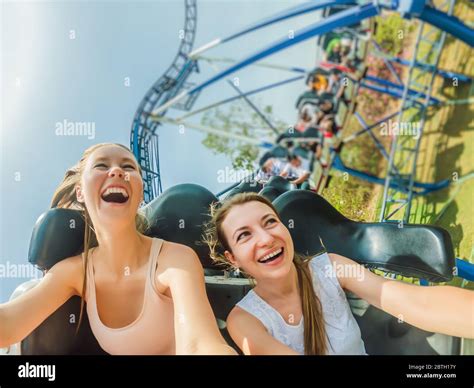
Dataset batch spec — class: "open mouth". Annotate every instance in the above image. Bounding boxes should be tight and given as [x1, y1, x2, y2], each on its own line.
[101, 187, 129, 204]
[257, 248, 284, 264]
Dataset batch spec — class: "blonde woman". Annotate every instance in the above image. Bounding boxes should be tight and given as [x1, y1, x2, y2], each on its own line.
[0, 143, 235, 355]
[205, 192, 473, 355]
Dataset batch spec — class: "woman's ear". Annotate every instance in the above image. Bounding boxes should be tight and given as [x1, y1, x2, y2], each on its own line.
[224, 250, 239, 269]
[75, 185, 85, 203]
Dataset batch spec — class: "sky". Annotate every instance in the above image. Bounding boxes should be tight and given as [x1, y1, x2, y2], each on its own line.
[1, 0, 322, 301]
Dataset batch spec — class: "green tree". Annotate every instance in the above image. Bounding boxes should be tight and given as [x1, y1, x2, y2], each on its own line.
[374, 13, 414, 55]
[201, 100, 286, 170]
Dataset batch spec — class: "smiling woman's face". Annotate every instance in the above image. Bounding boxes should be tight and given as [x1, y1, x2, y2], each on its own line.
[75, 144, 143, 228]
[221, 201, 294, 281]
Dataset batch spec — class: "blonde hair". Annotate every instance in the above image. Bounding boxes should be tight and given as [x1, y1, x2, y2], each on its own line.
[50, 143, 149, 332]
[204, 192, 327, 355]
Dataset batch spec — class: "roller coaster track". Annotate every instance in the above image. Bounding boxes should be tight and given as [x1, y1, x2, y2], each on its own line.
[130, 0, 198, 203]
[379, 0, 456, 224]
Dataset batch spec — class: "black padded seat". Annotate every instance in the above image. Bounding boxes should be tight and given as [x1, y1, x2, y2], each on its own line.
[25, 208, 104, 355]
[303, 126, 321, 139]
[21, 297, 107, 355]
[270, 145, 290, 159]
[266, 176, 295, 193]
[259, 151, 273, 166]
[259, 146, 291, 167]
[292, 146, 309, 160]
[273, 190, 454, 282]
[353, 305, 458, 355]
[28, 208, 86, 271]
[258, 176, 294, 202]
[258, 186, 283, 202]
[225, 180, 263, 199]
[144, 183, 218, 269]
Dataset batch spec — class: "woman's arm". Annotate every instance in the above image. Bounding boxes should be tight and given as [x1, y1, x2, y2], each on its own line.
[329, 253, 474, 339]
[0, 256, 81, 347]
[161, 244, 236, 355]
[227, 307, 299, 355]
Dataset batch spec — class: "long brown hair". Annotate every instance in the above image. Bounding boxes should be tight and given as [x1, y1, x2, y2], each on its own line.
[50, 143, 149, 332]
[204, 192, 327, 355]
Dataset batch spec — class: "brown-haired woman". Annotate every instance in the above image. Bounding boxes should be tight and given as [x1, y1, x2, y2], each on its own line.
[204, 193, 473, 355]
[0, 143, 235, 355]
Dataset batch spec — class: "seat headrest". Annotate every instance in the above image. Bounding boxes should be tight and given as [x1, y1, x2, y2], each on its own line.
[273, 190, 455, 282]
[303, 126, 321, 138]
[266, 176, 295, 193]
[270, 145, 289, 159]
[258, 186, 282, 202]
[292, 146, 309, 160]
[225, 180, 263, 199]
[259, 151, 273, 166]
[258, 176, 295, 202]
[144, 183, 218, 269]
[28, 208, 85, 271]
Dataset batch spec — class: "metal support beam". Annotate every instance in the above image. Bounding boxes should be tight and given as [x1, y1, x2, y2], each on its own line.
[152, 3, 379, 116]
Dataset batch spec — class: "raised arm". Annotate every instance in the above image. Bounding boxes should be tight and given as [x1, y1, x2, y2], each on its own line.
[329, 253, 474, 339]
[161, 244, 236, 355]
[0, 256, 82, 347]
[227, 307, 299, 355]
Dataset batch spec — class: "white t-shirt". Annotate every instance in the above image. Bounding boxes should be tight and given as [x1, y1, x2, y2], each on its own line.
[236, 252, 367, 355]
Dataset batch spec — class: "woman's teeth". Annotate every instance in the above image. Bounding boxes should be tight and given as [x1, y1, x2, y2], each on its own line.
[102, 187, 128, 197]
[258, 248, 283, 263]
[101, 187, 129, 203]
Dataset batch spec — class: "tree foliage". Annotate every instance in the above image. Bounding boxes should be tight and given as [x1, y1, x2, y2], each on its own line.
[201, 100, 285, 170]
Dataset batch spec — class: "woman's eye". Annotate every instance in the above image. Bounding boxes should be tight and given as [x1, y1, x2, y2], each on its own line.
[94, 163, 108, 169]
[123, 164, 136, 170]
[237, 231, 250, 242]
[266, 218, 277, 226]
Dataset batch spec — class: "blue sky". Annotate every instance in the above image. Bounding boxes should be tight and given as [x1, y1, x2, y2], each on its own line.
[1, 0, 322, 301]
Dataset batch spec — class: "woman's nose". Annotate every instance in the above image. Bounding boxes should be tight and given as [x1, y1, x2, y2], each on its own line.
[108, 167, 124, 178]
[256, 229, 275, 246]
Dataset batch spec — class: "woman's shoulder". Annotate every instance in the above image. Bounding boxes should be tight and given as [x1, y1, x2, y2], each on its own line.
[227, 303, 266, 332]
[159, 240, 201, 266]
[155, 239, 204, 283]
[47, 254, 84, 295]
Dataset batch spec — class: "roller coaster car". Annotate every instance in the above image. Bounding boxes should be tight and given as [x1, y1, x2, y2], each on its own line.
[317, 4, 372, 76]
[13, 184, 459, 355]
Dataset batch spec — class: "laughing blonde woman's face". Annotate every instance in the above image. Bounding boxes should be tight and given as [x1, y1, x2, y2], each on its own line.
[76, 144, 143, 229]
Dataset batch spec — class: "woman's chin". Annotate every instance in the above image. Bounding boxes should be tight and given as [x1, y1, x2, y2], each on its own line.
[255, 257, 293, 280]
[93, 201, 137, 223]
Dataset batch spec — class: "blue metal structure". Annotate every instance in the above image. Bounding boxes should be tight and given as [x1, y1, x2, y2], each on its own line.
[379, 0, 456, 223]
[130, 0, 198, 202]
[130, 0, 474, 285]
[135, 1, 472, 202]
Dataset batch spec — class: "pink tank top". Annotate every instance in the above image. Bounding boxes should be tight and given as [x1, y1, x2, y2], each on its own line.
[85, 238, 175, 355]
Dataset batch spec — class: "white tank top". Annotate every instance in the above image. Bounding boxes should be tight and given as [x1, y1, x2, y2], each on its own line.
[236, 252, 366, 355]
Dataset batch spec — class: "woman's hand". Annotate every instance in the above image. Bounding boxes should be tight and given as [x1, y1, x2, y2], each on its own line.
[329, 253, 474, 339]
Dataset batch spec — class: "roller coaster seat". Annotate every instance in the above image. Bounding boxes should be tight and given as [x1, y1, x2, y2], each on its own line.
[258, 176, 296, 202]
[16, 184, 459, 354]
[225, 179, 263, 199]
